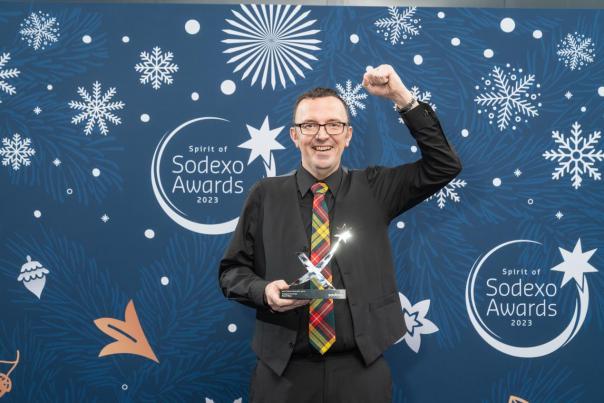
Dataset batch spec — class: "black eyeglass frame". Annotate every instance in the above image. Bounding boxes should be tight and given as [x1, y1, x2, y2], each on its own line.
[293, 122, 349, 136]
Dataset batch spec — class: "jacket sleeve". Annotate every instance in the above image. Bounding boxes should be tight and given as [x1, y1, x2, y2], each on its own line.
[218, 182, 270, 310]
[366, 101, 463, 221]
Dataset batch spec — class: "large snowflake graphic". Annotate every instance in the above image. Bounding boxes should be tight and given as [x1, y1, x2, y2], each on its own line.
[426, 178, 466, 209]
[397, 85, 436, 124]
[68, 81, 125, 136]
[19, 10, 60, 51]
[1, 133, 36, 170]
[374, 6, 421, 46]
[543, 121, 604, 190]
[395, 292, 438, 353]
[0, 53, 20, 103]
[474, 64, 541, 131]
[336, 80, 368, 117]
[556, 32, 595, 71]
[134, 46, 179, 90]
[222, 4, 321, 90]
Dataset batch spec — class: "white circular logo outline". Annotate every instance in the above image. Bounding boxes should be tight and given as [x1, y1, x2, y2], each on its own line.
[151, 116, 275, 235]
[465, 239, 590, 358]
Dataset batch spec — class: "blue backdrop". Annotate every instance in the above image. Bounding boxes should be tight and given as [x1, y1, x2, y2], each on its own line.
[0, 2, 603, 402]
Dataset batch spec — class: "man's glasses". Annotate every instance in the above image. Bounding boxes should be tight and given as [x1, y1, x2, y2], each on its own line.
[294, 122, 348, 136]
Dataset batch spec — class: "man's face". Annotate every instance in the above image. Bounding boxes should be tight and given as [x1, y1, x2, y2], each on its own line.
[290, 96, 352, 180]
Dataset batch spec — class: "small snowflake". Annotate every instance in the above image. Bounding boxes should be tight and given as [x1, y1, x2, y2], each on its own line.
[543, 121, 604, 189]
[374, 6, 421, 46]
[474, 64, 541, 131]
[69, 81, 125, 135]
[427, 178, 466, 209]
[514, 168, 522, 177]
[397, 86, 435, 124]
[0, 133, 36, 170]
[0, 53, 20, 103]
[556, 32, 595, 71]
[564, 91, 573, 100]
[33, 106, 42, 115]
[555, 211, 564, 220]
[52, 158, 61, 166]
[134, 47, 179, 90]
[100, 214, 110, 223]
[335, 80, 368, 117]
[19, 10, 60, 51]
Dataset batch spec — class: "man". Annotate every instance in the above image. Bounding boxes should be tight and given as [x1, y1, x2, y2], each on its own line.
[219, 64, 462, 402]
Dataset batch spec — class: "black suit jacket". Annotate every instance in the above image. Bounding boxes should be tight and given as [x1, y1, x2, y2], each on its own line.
[219, 102, 462, 376]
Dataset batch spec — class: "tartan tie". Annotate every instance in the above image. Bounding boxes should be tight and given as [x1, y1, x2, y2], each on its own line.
[308, 182, 336, 354]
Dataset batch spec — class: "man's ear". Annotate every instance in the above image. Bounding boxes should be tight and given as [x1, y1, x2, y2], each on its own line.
[345, 126, 353, 147]
[290, 127, 299, 148]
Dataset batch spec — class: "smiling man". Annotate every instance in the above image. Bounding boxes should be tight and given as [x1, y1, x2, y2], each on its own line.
[219, 64, 462, 403]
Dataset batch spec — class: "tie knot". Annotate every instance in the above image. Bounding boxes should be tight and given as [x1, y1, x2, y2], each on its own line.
[311, 182, 329, 195]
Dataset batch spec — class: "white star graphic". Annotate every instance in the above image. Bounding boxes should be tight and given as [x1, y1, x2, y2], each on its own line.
[100, 214, 110, 223]
[555, 211, 564, 220]
[564, 91, 573, 100]
[514, 168, 522, 177]
[395, 292, 438, 353]
[33, 106, 42, 115]
[238, 116, 285, 168]
[550, 239, 598, 290]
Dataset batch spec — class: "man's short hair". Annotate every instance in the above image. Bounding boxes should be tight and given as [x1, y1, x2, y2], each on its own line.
[292, 87, 349, 123]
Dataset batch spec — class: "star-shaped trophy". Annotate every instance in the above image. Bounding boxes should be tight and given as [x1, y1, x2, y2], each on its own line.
[280, 227, 352, 300]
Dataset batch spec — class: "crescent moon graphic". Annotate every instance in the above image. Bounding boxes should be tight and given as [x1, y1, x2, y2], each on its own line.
[465, 239, 589, 358]
[151, 117, 274, 235]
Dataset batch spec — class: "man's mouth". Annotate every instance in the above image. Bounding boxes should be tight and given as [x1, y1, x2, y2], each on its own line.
[312, 145, 333, 152]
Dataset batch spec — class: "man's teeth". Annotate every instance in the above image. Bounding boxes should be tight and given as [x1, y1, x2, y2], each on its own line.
[313, 146, 333, 151]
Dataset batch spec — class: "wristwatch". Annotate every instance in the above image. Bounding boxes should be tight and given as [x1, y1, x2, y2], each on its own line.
[395, 96, 417, 114]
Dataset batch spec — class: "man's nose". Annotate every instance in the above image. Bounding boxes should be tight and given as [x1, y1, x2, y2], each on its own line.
[315, 126, 330, 139]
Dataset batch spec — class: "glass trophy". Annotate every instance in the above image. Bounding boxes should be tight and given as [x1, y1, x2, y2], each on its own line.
[280, 228, 351, 300]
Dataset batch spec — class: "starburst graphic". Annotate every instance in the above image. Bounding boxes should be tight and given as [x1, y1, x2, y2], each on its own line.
[238, 116, 285, 176]
[397, 85, 435, 124]
[555, 211, 564, 220]
[395, 292, 438, 353]
[543, 121, 604, 189]
[335, 80, 368, 117]
[222, 4, 321, 90]
[0, 53, 20, 103]
[100, 214, 110, 223]
[564, 91, 573, 100]
[474, 64, 541, 131]
[514, 168, 522, 177]
[134, 46, 179, 90]
[52, 158, 61, 167]
[550, 239, 598, 291]
[19, 10, 60, 51]
[1, 133, 36, 170]
[68, 81, 125, 135]
[374, 6, 421, 45]
[33, 106, 42, 115]
[556, 32, 595, 71]
[426, 178, 466, 209]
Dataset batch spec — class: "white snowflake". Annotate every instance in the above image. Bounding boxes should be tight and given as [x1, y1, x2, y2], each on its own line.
[542, 121, 604, 189]
[69, 81, 125, 135]
[474, 64, 541, 131]
[374, 6, 421, 46]
[514, 168, 522, 177]
[0, 53, 20, 103]
[134, 47, 179, 90]
[19, 11, 60, 51]
[1, 133, 36, 170]
[335, 80, 368, 117]
[222, 4, 321, 90]
[397, 85, 435, 124]
[556, 32, 595, 71]
[33, 106, 42, 115]
[427, 178, 466, 209]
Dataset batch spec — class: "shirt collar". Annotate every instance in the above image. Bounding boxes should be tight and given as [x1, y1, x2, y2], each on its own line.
[296, 164, 342, 198]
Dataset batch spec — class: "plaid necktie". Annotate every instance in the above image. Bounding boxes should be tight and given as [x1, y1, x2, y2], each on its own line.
[308, 182, 336, 354]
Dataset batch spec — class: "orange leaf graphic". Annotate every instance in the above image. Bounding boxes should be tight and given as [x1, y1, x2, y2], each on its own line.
[94, 300, 159, 363]
[508, 396, 529, 403]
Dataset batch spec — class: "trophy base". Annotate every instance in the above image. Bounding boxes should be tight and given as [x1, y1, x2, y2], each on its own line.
[280, 289, 346, 300]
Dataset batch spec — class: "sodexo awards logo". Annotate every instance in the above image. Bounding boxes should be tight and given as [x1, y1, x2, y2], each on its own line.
[151, 116, 284, 234]
[465, 238, 598, 358]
